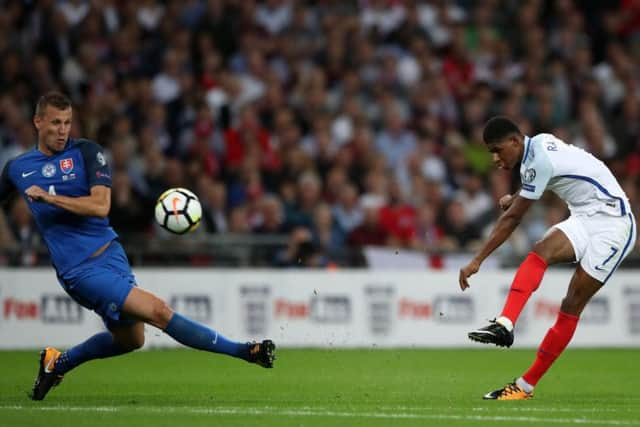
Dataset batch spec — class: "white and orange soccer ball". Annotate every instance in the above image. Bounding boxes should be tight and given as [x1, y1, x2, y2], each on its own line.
[154, 188, 202, 234]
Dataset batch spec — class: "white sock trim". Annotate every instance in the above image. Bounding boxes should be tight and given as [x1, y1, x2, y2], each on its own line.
[496, 316, 514, 332]
[516, 377, 534, 393]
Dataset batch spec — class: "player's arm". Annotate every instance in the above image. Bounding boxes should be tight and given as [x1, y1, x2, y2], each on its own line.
[458, 195, 534, 288]
[459, 139, 554, 291]
[25, 139, 113, 218]
[25, 184, 110, 217]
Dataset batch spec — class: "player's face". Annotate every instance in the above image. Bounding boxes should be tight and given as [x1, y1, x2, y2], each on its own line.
[487, 136, 522, 170]
[34, 105, 72, 156]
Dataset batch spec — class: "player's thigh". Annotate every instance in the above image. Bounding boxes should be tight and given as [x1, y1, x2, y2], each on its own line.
[121, 287, 174, 329]
[58, 244, 136, 323]
[561, 265, 604, 315]
[532, 225, 577, 265]
[580, 213, 636, 284]
[109, 320, 145, 350]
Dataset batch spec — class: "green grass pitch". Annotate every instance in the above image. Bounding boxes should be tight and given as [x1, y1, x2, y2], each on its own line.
[1, 348, 638, 427]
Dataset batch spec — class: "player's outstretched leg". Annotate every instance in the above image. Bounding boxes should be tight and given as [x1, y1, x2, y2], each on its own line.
[163, 313, 276, 368]
[30, 330, 139, 401]
[468, 252, 547, 347]
[122, 288, 276, 367]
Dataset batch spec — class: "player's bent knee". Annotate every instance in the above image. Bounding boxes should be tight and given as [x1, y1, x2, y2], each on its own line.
[149, 298, 174, 329]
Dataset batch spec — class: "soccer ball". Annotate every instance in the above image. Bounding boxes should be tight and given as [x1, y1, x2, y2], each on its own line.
[155, 188, 202, 234]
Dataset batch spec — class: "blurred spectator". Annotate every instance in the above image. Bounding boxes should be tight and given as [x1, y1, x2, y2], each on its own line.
[284, 171, 322, 230]
[332, 182, 364, 234]
[109, 171, 154, 236]
[441, 199, 481, 251]
[410, 203, 446, 268]
[378, 179, 418, 248]
[7, 198, 40, 266]
[348, 197, 389, 248]
[198, 177, 228, 233]
[228, 205, 251, 234]
[276, 227, 324, 267]
[310, 202, 345, 262]
[1, 0, 639, 267]
[374, 104, 416, 171]
[253, 194, 287, 234]
[453, 171, 493, 225]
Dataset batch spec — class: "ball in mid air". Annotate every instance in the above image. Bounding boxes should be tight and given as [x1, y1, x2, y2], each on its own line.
[155, 188, 202, 234]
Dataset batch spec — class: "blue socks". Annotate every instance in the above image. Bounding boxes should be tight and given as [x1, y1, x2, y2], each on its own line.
[54, 331, 131, 375]
[54, 314, 249, 375]
[164, 313, 249, 359]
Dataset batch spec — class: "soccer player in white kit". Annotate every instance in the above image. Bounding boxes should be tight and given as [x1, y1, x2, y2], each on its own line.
[459, 116, 636, 400]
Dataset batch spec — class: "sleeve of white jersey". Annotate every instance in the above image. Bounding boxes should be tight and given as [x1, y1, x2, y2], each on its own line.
[519, 142, 553, 200]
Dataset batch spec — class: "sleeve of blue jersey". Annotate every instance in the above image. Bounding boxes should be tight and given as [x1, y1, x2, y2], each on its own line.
[0, 160, 17, 204]
[78, 140, 112, 188]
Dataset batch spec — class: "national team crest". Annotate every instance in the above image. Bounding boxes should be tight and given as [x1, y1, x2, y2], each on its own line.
[60, 158, 74, 174]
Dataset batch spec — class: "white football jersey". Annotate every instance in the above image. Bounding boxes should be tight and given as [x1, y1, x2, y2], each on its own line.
[519, 133, 630, 217]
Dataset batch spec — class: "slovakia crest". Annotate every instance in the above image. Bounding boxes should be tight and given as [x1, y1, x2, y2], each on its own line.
[42, 163, 56, 178]
[60, 158, 74, 174]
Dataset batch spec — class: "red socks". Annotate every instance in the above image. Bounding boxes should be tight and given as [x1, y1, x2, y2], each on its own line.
[501, 253, 578, 387]
[500, 252, 547, 325]
[523, 311, 579, 386]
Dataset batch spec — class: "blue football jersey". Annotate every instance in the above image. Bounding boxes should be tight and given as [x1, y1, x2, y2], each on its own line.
[0, 138, 117, 274]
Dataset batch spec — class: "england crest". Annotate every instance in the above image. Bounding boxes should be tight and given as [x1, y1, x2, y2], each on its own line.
[60, 158, 74, 174]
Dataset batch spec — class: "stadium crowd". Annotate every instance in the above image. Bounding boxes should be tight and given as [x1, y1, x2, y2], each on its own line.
[1, 0, 640, 268]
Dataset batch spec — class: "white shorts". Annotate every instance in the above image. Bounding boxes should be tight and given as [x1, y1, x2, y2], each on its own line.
[553, 212, 636, 283]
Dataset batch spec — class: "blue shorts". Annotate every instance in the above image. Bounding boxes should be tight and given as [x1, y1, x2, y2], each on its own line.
[57, 240, 137, 329]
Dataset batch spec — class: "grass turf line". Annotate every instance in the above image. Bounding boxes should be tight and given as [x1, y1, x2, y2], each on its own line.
[0, 348, 638, 427]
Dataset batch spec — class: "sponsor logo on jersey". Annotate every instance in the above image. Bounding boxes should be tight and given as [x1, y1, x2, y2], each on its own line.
[59, 158, 74, 174]
[21, 170, 36, 178]
[41, 163, 56, 178]
[96, 171, 111, 179]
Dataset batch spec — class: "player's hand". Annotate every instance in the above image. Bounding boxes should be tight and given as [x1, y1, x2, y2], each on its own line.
[498, 194, 514, 211]
[25, 185, 49, 203]
[459, 258, 481, 291]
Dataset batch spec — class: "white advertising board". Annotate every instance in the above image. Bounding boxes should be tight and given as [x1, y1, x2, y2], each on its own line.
[1, 269, 639, 349]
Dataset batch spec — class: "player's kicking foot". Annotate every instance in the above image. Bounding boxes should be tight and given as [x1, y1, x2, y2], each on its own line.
[468, 319, 514, 348]
[31, 347, 64, 401]
[247, 340, 276, 368]
[483, 381, 533, 400]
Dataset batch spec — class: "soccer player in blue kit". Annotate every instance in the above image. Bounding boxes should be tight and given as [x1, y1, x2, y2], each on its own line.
[0, 92, 276, 401]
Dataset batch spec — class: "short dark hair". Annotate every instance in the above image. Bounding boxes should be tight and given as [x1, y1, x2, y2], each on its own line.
[35, 91, 72, 117]
[482, 116, 522, 144]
